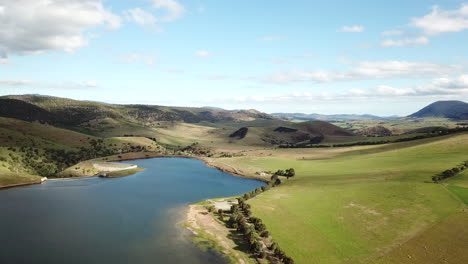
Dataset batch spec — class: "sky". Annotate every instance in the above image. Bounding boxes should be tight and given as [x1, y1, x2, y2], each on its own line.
[1, 0, 468, 116]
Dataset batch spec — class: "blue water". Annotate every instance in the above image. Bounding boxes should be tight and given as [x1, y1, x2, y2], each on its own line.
[0, 158, 265, 264]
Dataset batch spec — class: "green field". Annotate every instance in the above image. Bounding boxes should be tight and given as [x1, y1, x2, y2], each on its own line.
[212, 133, 468, 264]
[445, 170, 468, 204]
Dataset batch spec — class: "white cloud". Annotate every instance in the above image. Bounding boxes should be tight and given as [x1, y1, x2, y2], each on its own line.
[119, 53, 156, 66]
[411, 4, 468, 35]
[125, 8, 157, 26]
[375, 85, 411, 96]
[0, 79, 33, 86]
[0, 56, 8, 64]
[149, 0, 185, 22]
[0, 79, 99, 89]
[124, 0, 185, 31]
[0, 0, 121, 57]
[84, 81, 98, 88]
[339, 25, 364, 32]
[381, 36, 429, 47]
[381, 4, 468, 48]
[381, 30, 405, 36]
[264, 73, 296, 84]
[367, 75, 468, 97]
[264, 60, 459, 84]
[211, 74, 468, 105]
[195, 50, 212, 58]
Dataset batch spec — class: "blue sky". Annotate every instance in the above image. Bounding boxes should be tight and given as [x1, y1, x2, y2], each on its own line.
[1, 0, 468, 115]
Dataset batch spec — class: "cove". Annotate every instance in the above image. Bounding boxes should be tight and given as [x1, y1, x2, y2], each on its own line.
[0, 157, 265, 264]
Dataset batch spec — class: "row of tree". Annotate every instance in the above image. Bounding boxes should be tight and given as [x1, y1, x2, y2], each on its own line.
[432, 161, 468, 182]
[214, 176, 294, 263]
[274, 168, 296, 179]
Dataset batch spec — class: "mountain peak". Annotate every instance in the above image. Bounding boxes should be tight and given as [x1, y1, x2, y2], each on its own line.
[409, 100, 468, 120]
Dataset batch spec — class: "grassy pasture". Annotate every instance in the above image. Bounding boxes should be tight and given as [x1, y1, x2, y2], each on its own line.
[215, 133, 468, 264]
[445, 170, 468, 205]
[373, 212, 468, 264]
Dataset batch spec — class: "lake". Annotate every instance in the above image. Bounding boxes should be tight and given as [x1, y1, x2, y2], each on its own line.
[0, 158, 265, 264]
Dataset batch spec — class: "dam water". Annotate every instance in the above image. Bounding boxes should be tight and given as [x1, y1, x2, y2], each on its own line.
[0, 158, 265, 264]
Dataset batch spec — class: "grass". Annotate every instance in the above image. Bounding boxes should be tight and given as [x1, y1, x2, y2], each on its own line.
[445, 170, 468, 204]
[216, 133, 468, 264]
[373, 212, 468, 264]
[0, 168, 41, 187]
[105, 167, 146, 178]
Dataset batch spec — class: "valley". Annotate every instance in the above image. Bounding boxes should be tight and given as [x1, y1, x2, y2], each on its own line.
[0, 95, 467, 263]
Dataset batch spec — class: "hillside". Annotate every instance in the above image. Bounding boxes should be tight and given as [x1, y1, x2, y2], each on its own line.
[0, 117, 165, 186]
[226, 121, 355, 146]
[409, 101, 468, 120]
[0, 95, 278, 131]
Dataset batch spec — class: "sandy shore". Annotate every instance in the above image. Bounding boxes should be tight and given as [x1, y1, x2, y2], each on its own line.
[185, 204, 251, 264]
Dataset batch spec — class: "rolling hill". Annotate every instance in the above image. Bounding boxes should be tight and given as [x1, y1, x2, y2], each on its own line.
[409, 100, 468, 120]
[0, 95, 279, 131]
[227, 121, 355, 146]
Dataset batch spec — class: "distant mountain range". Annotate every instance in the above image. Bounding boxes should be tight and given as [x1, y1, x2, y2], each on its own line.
[273, 100, 468, 121]
[271, 113, 398, 121]
[409, 100, 468, 120]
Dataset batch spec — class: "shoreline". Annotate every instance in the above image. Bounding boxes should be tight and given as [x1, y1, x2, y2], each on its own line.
[0, 180, 42, 190]
[0, 152, 267, 190]
[184, 204, 252, 264]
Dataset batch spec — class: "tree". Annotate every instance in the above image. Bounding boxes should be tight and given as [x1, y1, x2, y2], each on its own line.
[207, 206, 215, 213]
[274, 247, 286, 259]
[274, 178, 282, 186]
[260, 230, 270, 237]
[228, 215, 237, 228]
[283, 256, 295, 264]
[275, 169, 285, 176]
[250, 240, 262, 253]
[270, 241, 278, 251]
[230, 204, 239, 214]
[255, 222, 266, 232]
